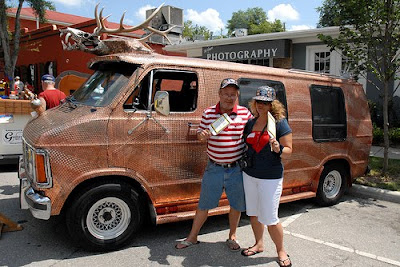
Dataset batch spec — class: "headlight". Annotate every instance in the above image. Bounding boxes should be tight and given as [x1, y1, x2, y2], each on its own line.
[23, 139, 52, 188]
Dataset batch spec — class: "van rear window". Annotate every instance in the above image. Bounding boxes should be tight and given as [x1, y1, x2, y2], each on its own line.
[310, 85, 347, 142]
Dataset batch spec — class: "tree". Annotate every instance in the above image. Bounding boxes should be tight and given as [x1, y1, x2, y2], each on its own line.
[249, 20, 285, 35]
[317, 0, 400, 174]
[316, 0, 357, 27]
[0, 0, 54, 89]
[227, 7, 285, 36]
[182, 20, 212, 41]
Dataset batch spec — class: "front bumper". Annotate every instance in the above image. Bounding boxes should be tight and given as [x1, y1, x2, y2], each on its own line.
[19, 156, 51, 220]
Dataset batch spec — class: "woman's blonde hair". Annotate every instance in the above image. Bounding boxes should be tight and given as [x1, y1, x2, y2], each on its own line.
[249, 99, 286, 120]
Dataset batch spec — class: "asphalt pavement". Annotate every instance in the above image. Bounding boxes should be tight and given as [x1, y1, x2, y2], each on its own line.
[1, 173, 399, 267]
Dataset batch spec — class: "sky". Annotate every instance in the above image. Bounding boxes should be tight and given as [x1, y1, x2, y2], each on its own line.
[48, 0, 324, 33]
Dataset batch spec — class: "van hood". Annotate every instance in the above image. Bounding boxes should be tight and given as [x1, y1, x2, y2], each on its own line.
[23, 103, 111, 147]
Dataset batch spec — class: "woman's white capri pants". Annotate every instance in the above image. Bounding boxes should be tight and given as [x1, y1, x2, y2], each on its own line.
[243, 172, 283, 226]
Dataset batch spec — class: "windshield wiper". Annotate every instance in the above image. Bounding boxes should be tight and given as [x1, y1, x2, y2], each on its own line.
[65, 95, 78, 109]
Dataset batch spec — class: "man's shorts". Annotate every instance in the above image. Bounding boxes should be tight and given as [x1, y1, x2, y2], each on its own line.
[198, 161, 246, 212]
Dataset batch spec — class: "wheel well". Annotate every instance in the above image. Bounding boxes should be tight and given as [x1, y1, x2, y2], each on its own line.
[61, 175, 155, 225]
[323, 159, 351, 186]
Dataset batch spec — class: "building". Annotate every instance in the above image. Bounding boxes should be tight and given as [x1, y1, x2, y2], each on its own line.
[164, 27, 400, 125]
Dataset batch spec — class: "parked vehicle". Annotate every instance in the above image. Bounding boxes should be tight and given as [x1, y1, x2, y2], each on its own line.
[0, 100, 31, 164]
[18, 5, 372, 251]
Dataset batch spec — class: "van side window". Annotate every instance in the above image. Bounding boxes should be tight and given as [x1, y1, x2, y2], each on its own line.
[238, 78, 288, 118]
[124, 70, 198, 112]
[310, 85, 347, 142]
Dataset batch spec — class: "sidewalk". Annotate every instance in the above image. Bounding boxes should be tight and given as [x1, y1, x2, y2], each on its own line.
[369, 145, 400, 159]
[349, 145, 400, 204]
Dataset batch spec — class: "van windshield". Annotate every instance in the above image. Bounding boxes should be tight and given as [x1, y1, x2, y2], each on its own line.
[72, 62, 138, 107]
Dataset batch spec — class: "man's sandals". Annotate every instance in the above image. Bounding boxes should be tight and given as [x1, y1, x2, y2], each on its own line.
[175, 240, 200, 249]
[226, 239, 241, 252]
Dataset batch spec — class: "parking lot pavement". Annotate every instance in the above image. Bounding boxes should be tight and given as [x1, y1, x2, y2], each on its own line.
[1, 167, 400, 267]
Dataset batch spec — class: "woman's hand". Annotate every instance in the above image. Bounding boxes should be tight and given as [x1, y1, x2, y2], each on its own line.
[198, 129, 212, 141]
[270, 137, 281, 153]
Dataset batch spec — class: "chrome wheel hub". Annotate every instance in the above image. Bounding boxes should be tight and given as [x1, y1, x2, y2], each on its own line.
[87, 197, 131, 240]
[323, 170, 342, 199]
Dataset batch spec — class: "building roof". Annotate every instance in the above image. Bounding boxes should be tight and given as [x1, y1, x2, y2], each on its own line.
[7, 7, 145, 35]
[7, 7, 90, 25]
[164, 26, 341, 52]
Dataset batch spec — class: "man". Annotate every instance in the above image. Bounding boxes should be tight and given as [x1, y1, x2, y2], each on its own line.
[38, 74, 66, 111]
[14, 76, 24, 96]
[175, 78, 252, 251]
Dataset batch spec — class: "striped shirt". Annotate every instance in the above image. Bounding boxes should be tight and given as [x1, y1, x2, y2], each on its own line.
[198, 103, 253, 164]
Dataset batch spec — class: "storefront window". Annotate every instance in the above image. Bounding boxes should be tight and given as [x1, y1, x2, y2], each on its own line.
[314, 51, 331, 73]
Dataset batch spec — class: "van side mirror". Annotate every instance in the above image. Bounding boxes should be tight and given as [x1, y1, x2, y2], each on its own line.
[154, 91, 170, 116]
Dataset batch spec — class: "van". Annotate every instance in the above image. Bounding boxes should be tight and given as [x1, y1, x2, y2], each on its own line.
[19, 21, 372, 252]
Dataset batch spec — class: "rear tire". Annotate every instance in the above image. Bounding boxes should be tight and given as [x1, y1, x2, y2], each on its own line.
[316, 164, 347, 206]
[66, 181, 142, 251]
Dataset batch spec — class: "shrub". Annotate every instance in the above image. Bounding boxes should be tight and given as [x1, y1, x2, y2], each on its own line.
[372, 124, 383, 144]
[372, 125, 400, 146]
[389, 127, 400, 144]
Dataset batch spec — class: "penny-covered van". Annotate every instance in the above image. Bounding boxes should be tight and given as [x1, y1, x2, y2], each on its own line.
[18, 5, 372, 251]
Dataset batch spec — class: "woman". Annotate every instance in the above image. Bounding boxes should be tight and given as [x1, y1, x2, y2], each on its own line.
[241, 86, 293, 267]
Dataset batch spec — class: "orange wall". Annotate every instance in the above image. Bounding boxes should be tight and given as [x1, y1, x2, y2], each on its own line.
[8, 17, 53, 32]
[17, 25, 94, 73]
[14, 23, 96, 93]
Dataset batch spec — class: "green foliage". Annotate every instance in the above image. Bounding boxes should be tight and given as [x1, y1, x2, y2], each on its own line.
[372, 124, 400, 145]
[182, 20, 211, 41]
[317, 0, 400, 173]
[372, 124, 384, 144]
[355, 156, 400, 191]
[389, 127, 400, 144]
[249, 19, 285, 35]
[316, 0, 343, 27]
[27, 0, 55, 23]
[227, 7, 285, 35]
[317, 0, 400, 83]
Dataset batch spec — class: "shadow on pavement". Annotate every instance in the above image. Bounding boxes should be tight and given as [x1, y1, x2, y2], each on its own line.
[0, 163, 18, 173]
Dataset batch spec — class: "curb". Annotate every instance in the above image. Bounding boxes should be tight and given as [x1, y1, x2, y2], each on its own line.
[348, 184, 400, 204]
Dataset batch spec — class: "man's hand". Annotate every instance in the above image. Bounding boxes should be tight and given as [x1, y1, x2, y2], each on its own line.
[197, 129, 212, 141]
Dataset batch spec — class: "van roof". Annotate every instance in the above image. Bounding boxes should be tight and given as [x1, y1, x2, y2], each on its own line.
[89, 53, 355, 84]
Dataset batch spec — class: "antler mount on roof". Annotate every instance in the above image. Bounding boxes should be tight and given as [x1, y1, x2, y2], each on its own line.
[59, 3, 176, 55]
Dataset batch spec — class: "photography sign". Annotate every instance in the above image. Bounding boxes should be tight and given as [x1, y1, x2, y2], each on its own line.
[202, 39, 291, 61]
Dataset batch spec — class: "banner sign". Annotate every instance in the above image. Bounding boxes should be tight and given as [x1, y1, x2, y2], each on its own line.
[202, 39, 291, 61]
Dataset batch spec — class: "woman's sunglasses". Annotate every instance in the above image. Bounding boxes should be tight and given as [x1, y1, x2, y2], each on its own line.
[255, 100, 270, 104]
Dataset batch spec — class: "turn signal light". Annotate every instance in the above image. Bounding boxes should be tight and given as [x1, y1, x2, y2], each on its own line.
[35, 154, 47, 184]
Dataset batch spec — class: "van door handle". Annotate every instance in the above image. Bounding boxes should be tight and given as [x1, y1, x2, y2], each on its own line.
[187, 122, 199, 136]
[188, 122, 200, 128]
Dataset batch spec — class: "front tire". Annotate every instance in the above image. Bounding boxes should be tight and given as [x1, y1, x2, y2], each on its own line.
[66, 181, 142, 251]
[316, 164, 347, 206]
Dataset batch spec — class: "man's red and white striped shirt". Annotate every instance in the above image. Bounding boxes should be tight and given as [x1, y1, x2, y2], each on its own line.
[198, 103, 252, 164]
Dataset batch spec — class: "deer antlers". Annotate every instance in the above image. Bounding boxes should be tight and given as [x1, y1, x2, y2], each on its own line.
[93, 3, 176, 44]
